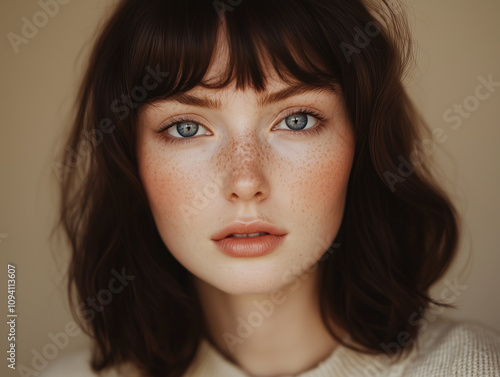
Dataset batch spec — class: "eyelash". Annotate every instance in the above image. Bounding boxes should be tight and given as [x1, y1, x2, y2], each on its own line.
[155, 108, 328, 145]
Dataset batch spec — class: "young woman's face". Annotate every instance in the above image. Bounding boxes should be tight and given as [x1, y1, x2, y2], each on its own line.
[137, 51, 355, 295]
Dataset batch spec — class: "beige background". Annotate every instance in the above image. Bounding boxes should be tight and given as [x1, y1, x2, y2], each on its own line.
[1, 0, 499, 375]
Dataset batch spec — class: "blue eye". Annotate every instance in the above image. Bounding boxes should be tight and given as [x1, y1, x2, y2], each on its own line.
[165, 120, 211, 139]
[276, 113, 319, 132]
[176, 122, 199, 137]
[285, 114, 309, 130]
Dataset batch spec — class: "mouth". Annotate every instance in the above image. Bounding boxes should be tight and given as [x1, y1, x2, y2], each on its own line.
[212, 221, 287, 257]
[212, 221, 287, 241]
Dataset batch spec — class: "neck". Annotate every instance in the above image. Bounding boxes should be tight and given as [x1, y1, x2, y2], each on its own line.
[193, 267, 338, 377]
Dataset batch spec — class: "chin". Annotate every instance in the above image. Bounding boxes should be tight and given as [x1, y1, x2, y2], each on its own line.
[197, 259, 305, 296]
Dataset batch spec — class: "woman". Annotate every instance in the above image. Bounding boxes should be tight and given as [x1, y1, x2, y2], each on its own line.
[47, 0, 500, 376]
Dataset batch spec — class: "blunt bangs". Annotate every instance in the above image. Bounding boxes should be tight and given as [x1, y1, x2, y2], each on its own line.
[97, 0, 348, 111]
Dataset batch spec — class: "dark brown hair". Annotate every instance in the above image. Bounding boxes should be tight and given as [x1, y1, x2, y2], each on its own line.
[58, 0, 458, 376]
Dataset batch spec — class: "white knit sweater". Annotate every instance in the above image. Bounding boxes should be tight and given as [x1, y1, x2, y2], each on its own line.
[41, 318, 500, 376]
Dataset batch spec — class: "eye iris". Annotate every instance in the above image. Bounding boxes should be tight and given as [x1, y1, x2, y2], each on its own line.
[177, 122, 199, 137]
[285, 114, 308, 130]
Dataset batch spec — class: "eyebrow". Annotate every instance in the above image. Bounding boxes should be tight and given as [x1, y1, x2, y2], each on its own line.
[258, 83, 336, 107]
[164, 93, 223, 110]
[163, 83, 337, 110]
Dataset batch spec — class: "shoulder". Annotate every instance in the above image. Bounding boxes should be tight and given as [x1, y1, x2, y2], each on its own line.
[405, 318, 500, 376]
[38, 349, 132, 377]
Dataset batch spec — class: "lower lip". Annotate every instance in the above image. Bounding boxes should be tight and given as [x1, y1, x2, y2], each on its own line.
[213, 234, 286, 258]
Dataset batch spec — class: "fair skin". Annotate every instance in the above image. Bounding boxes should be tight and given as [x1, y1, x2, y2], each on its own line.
[136, 34, 355, 376]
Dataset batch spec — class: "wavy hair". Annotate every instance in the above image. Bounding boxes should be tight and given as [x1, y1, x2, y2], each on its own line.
[57, 0, 458, 376]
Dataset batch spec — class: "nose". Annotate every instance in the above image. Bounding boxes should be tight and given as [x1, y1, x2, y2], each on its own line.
[222, 137, 270, 203]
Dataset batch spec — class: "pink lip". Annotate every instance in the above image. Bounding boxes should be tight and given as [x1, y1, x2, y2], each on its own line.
[211, 220, 287, 258]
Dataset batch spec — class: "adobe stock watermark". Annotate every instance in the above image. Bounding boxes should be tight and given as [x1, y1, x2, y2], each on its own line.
[383, 127, 448, 192]
[181, 170, 230, 225]
[384, 74, 500, 192]
[213, 0, 244, 20]
[340, 21, 381, 63]
[340, 0, 407, 64]
[7, 0, 72, 54]
[361, 277, 467, 377]
[52, 64, 169, 182]
[222, 238, 341, 353]
[443, 74, 500, 130]
[16, 268, 135, 377]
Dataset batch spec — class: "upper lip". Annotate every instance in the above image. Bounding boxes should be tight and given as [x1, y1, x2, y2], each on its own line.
[211, 220, 287, 241]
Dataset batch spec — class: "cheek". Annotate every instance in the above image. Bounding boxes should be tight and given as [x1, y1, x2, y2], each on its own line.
[282, 131, 354, 222]
[303, 152, 350, 207]
[138, 152, 208, 236]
